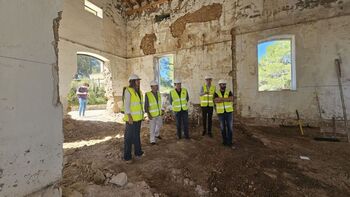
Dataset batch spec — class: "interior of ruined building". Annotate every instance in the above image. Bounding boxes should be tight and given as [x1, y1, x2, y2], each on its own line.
[1, 0, 350, 196]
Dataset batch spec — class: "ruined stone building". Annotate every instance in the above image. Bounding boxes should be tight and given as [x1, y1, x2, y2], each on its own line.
[1, 0, 350, 196]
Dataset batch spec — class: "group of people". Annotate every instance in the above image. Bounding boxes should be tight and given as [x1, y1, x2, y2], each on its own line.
[122, 74, 234, 163]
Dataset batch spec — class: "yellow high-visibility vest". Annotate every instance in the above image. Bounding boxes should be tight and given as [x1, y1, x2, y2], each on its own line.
[200, 84, 215, 107]
[170, 88, 188, 112]
[146, 91, 162, 117]
[123, 87, 144, 122]
[215, 90, 233, 114]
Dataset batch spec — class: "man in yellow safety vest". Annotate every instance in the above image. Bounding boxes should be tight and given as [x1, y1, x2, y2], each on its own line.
[170, 79, 190, 139]
[144, 80, 163, 145]
[123, 74, 145, 163]
[214, 79, 235, 149]
[199, 76, 215, 137]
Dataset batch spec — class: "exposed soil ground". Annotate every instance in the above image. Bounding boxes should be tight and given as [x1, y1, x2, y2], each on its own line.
[62, 112, 350, 197]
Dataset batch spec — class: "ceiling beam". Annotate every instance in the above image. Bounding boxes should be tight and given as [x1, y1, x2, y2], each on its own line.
[121, 0, 133, 9]
[126, 0, 170, 16]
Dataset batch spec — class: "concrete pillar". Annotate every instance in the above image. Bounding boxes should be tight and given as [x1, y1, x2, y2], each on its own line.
[0, 0, 63, 196]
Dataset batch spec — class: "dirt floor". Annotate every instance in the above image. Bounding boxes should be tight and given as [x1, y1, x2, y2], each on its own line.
[61, 114, 350, 197]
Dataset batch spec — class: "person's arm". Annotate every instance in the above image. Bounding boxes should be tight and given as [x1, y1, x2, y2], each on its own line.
[186, 89, 189, 102]
[144, 94, 152, 119]
[199, 86, 206, 96]
[221, 91, 233, 102]
[124, 89, 133, 123]
[214, 92, 221, 103]
[76, 87, 82, 95]
[169, 92, 173, 104]
[77, 87, 88, 95]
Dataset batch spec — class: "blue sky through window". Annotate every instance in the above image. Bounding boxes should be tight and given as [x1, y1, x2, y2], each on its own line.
[159, 56, 171, 82]
[258, 41, 276, 61]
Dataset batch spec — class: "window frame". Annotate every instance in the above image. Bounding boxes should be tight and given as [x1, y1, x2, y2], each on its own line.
[84, 0, 103, 19]
[257, 35, 296, 92]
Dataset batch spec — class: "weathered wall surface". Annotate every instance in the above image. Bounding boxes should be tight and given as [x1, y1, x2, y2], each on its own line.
[232, 0, 350, 125]
[0, 0, 63, 196]
[126, 0, 350, 125]
[237, 15, 350, 126]
[126, 0, 234, 106]
[59, 0, 128, 113]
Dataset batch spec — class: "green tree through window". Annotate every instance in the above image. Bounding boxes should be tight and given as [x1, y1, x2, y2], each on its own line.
[158, 55, 174, 93]
[76, 55, 103, 79]
[258, 39, 294, 91]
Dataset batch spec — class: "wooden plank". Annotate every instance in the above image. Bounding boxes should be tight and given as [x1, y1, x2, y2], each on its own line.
[121, 0, 134, 9]
[126, 0, 170, 15]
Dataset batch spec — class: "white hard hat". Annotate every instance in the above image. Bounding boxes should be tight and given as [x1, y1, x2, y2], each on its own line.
[128, 74, 141, 81]
[150, 80, 158, 86]
[205, 76, 213, 80]
[218, 79, 227, 84]
[174, 79, 182, 84]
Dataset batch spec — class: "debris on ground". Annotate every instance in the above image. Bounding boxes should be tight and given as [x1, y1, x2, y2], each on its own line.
[110, 172, 128, 187]
[61, 116, 350, 196]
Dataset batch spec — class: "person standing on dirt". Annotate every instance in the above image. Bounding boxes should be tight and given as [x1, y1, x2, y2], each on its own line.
[123, 74, 145, 163]
[214, 79, 235, 148]
[170, 79, 190, 139]
[145, 80, 163, 145]
[199, 76, 215, 137]
[76, 82, 89, 117]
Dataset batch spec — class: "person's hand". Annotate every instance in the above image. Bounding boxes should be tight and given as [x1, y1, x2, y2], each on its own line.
[215, 98, 222, 103]
[128, 115, 133, 124]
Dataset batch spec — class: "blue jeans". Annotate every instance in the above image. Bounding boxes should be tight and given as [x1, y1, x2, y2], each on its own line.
[78, 98, 87, 116]
[175, 110, 189, 139]
[218, 112, 233, 146]
[124, 121, 144, 161]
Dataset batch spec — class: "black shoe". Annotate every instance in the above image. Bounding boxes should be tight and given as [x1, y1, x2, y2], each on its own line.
[202, 131, 206, 136]
[156, 136, 162, 140]
[151, 142, 156, 145]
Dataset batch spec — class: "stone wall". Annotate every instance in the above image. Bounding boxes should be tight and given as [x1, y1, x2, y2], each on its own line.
[125, 0, 350, 126]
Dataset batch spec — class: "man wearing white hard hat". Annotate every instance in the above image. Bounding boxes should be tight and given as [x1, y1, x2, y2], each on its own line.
[122, 74, 144, 163]
[144, 80, 163, 145]
[214, 79, 235, 149]
[199, 76, 215, 137]
[170, 79, 190, 139]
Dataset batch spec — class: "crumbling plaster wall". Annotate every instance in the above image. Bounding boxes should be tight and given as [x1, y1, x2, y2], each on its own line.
[0, 0, 63, 196]
[237, 15, 350, 126]
[232, 0, 350, 125]
[59, 0, 128, 113]
[126, 0, 233, 106]
[126, 0, 350, 125]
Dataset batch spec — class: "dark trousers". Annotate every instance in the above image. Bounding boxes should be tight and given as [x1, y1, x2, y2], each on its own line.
[175, 110, 189, 139]
[124, 121, 143, 160]
[201, 107, 213, 135]
[218, 112, 233, 146]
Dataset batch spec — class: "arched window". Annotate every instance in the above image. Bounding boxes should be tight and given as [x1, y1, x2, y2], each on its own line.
[257, 35, 296, 91]
[75, 54, 104, 80]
